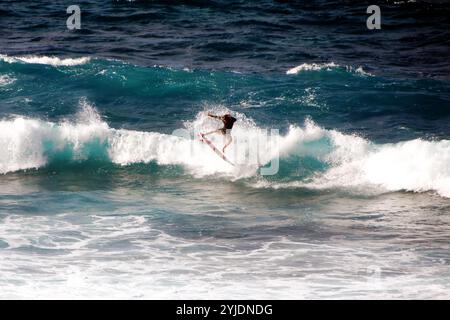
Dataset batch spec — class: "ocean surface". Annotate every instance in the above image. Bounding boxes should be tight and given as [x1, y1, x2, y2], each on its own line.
[1, 0, 450, 299]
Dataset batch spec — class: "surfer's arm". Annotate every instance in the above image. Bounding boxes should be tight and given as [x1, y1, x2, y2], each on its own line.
[207, 113, 221, 119]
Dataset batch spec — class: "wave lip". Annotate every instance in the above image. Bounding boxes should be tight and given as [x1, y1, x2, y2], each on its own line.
[0, 54, 91, 66]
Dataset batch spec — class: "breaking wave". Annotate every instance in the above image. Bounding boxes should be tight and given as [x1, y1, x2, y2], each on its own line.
[0, 99, 449, 198]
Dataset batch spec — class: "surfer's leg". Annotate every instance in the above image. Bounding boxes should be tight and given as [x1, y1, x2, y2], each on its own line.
[222, 133, 232, 153]
[202, 129, 221, 137]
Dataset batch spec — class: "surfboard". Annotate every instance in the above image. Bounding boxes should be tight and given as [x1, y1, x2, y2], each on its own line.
[198, 133, 235, 166]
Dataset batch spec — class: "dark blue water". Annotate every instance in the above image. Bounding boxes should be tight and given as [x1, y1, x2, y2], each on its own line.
[2, 0, 450, 78]
[1, 0, 450, 299]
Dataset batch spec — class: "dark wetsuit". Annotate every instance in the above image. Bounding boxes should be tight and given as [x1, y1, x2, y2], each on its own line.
[219, 114, 237, 134]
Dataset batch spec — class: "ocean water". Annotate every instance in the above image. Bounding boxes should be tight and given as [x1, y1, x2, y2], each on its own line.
[1, 0, 450, 299]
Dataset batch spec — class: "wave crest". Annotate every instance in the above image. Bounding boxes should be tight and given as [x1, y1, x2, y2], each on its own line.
[286, 62, 373, 76]
[0, 54, 90, 66]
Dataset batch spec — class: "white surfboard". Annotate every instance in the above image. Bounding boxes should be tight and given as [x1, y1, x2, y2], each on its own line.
[198, 133, 234, 166]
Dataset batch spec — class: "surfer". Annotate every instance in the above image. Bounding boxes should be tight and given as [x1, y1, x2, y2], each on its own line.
[201, 113, 237, 153]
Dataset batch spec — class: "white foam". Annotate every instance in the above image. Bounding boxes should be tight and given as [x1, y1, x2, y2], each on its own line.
[0, 54, 90, 66]
[251, 121, 450, 198]
[286, 62, 339, 74]
[315, 138, 450, 197]
[1, 219, 448, 299]
[286, 62, 373, 76]
[0, 100, 108, 173]
[0, 74, 15, 86]
[354, 66, 373, 76]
